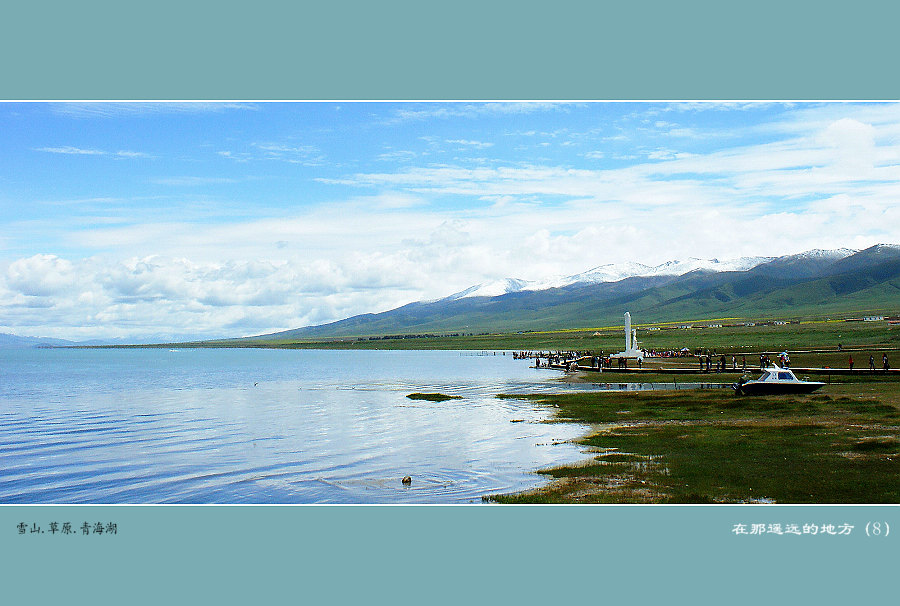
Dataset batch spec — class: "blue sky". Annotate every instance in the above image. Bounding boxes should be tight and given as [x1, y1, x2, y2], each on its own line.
[2, 102, 899, 341]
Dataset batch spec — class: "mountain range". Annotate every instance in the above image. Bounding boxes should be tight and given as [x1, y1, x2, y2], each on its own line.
[0, 334, 155, 348]
[439, 250, 855, 300]
[256, 244, 900, 340]
[0, 333, 75, 348]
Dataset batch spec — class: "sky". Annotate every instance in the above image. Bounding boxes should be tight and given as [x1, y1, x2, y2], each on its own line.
[2, 101, 899, 342]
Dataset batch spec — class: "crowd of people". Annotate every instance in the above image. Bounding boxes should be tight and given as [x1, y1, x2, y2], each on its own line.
[515, 348, 894, 373]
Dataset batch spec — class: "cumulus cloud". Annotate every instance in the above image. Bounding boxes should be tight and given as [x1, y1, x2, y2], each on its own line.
[0, 253, 433, 340]
[6, 254, 77, 296]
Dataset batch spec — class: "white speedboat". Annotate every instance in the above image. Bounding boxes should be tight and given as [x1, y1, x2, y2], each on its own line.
[733, 364, 824, 396]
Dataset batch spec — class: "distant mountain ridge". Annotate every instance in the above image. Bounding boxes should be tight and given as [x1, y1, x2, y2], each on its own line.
[441, 249, 855, 301]
[0, 333, 178, 348]
[257, 244, 900, 340]
[0, 333, 74, 348]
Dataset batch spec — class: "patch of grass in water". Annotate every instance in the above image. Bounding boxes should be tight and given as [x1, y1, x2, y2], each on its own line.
[406, 392, 462, 402]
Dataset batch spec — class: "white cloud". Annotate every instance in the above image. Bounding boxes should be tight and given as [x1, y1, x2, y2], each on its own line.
[215, 142, 324, 165]
[446, 139, 494, 148]
[377, 150, 418, 162]
[35, 146, 150, 158]
[6, 254, 77, 296]
[48, 102, 259, 119]
[150, 177, 239, 186]
[384, 102, 572, 124]
[115, 150, 152, 158]
[36, 146, 105, 155]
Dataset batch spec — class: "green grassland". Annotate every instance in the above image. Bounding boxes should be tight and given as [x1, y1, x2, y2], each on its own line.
[187, 316, 898, 354]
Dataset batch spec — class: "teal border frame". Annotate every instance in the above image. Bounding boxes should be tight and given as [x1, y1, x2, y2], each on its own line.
[2, 1, 898, 603]
[3, 1, 900, 100]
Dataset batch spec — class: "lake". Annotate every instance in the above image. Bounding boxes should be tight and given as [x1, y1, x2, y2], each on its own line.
[0, 348, 597, 504]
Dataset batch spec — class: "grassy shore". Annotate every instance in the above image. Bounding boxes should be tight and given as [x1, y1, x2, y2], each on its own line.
[487, 373, 900, 503]
[104, 315, 900, 353]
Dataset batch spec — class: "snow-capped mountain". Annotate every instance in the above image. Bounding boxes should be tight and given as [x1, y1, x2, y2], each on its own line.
[789, 248, 857, 260]
[443, 278, 532, 299]
[443, 249, 858, 301]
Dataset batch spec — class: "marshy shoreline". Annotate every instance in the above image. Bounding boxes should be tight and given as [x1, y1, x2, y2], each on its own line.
[487, 372, 900, 504]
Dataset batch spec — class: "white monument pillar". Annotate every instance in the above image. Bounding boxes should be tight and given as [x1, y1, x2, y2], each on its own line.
[624, 312, 632, 351]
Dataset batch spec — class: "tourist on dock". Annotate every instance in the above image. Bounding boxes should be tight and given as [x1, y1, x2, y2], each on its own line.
[731, 356, 736, 370]
[720, 355, 726, 373]
[870, 355, 876, 371]
[848, 355, 854, 371]
[884, 354, 890, 372]
[741, 355, 746, 371]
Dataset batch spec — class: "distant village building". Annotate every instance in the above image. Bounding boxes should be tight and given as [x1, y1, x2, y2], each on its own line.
[863, 316, 885, 322]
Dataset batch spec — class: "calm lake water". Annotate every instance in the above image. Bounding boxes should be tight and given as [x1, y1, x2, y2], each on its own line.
[0, 348, 600, 504]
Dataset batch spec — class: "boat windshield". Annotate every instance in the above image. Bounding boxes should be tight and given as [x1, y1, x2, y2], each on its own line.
[777, 372, 794, 380]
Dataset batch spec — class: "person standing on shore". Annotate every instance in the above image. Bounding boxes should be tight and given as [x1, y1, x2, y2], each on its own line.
[884, 354, 890, 371]
[848, 355, 854, 371]
[870, 355, 876, 371]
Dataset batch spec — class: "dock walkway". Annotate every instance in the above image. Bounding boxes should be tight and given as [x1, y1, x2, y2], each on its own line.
[544, 363, 900, 377]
